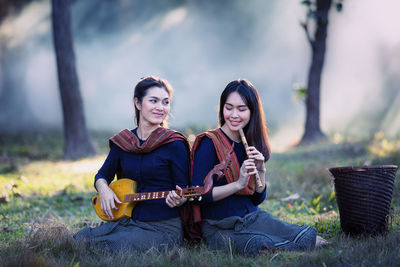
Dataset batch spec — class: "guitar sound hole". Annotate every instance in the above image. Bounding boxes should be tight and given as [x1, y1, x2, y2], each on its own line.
[92, 198, 97, 205]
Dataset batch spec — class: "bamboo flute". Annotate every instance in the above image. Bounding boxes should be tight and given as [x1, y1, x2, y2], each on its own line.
[239, 128, 263, 189]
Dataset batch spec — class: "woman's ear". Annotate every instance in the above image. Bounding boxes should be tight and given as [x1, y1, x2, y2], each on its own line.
[134, 97, 141, 111]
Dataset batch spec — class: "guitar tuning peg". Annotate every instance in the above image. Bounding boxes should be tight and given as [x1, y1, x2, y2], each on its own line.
[189, 197, 194, 201]
[198, 196, 202, 201]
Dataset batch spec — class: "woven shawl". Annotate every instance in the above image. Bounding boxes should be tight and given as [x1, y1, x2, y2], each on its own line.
[109, 127, 189, 154]
[191, 129, 255, 196]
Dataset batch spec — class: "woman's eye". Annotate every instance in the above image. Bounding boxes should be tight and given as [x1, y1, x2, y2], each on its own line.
[239, 108, 247, 112]
[225, 106, 232, 111]
[163, 100, 170, 105]
[150, 99, 157, 103]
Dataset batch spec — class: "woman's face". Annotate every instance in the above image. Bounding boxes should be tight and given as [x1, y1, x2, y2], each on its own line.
[222, 91, 251, 133]
[135, 86, 170, 127]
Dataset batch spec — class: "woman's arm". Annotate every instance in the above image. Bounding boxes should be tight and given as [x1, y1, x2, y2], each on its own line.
[166, 140, 190, 208]
[94, 144, 120, 189]
[192, 138, 218, 203]
[94, 144, 122, 219]
[95, 178, 122, 219]
[211, 158, 257, 201]
[192, 137, 258, 202]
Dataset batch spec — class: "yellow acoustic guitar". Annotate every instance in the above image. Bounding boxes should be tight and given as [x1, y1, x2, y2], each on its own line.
[92, 144, 234, 221]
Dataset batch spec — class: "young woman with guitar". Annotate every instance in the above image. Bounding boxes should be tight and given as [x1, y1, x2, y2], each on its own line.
[191, 79, 322, 255]
[74, 76, 190, 252]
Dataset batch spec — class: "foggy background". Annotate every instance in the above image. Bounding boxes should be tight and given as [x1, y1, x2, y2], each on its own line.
[1, 0, 399, 150]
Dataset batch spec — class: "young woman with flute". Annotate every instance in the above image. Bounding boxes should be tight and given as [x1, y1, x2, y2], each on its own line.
[191, 79, 322, 255]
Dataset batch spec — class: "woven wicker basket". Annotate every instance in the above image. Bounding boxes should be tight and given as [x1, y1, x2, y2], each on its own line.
[328, 165, 398, 236]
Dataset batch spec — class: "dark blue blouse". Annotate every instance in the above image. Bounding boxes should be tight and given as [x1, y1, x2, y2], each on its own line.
[192, 129, 266, 220]
[94, 128, 190, 221]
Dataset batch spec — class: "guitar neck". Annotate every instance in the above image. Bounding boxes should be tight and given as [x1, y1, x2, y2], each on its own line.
[124, 191, 171, 202]
[123, 186, 207, 203]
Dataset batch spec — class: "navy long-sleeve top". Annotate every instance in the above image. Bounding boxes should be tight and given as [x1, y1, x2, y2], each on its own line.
[94, 128, 190, 222]
[192, 129, 266, 220]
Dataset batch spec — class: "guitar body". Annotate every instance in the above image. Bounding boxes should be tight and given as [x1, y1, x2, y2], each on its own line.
[91, 147, 233, 222]
[91, 179, 138, 221]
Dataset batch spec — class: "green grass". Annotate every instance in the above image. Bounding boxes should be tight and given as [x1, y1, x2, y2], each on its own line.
[1, 131, 400, 266]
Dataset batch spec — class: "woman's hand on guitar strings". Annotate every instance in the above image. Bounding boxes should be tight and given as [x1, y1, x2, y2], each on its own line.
[166, 185, 187, 208]
[98, 185, 122, 219]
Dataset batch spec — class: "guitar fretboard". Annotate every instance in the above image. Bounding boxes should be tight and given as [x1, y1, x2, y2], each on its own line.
[123, 186, 206, 203]
[124, 191, 171, 202]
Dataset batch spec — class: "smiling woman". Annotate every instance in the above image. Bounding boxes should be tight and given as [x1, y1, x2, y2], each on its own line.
[73, 76, 190, 252]
[191, 79, 320, 255]
[133, 77, 173, 129]
[134, 88, 170, 130]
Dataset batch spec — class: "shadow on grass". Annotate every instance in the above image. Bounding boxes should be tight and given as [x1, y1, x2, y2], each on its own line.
[0, 192, 96, 241]
[0, 131, 112, 175]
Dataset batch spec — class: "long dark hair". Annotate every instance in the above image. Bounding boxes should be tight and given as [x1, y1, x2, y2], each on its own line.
[219, 79, 271, 161]
[133, 76, 173, 127]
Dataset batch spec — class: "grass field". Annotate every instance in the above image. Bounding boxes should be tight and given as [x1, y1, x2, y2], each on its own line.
[0, 131, 399, 266]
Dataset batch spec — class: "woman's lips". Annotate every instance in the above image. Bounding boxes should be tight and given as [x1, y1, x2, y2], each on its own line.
[153, 112, 164, 117]
[229, 120, 241, 127]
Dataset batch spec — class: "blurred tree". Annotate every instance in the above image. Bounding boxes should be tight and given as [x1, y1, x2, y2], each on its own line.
[51, 0, 95, 159]
[298, 0, 343, 145]
[0, 0, 32, 21]
[0, 0, 37, 132]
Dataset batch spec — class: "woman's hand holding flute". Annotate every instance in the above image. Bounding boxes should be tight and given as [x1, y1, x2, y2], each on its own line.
[239, 128, 266, 192]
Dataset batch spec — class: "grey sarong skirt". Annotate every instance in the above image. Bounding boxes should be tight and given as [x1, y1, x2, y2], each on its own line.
[74, 217, 182, 252]
[202, 209, 317, 255]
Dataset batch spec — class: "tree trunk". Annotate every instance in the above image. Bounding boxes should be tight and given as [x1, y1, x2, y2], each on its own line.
[51, 0, 95, 159]
[299, 0, 331, 145]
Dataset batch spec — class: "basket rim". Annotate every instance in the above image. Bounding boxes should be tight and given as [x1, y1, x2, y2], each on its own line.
[329, 165, 398, 173]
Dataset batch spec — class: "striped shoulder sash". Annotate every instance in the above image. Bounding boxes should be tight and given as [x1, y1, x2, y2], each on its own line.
[192, 129, 255, 195]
